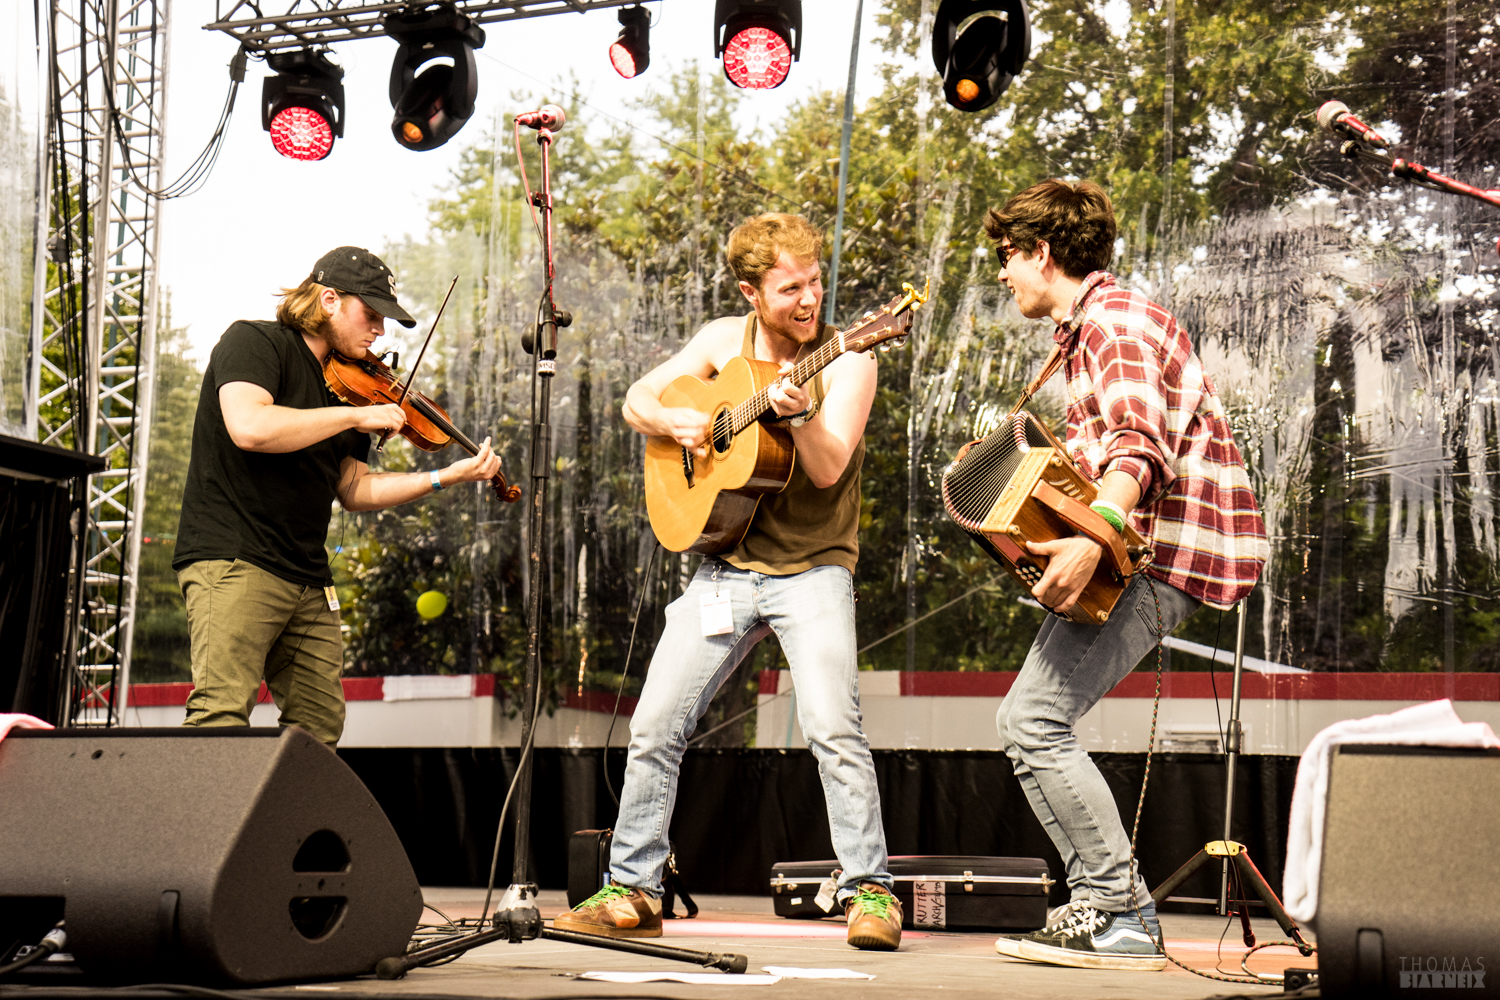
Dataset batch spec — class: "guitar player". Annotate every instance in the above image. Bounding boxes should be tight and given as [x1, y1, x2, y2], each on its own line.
[984, 179, 1268, 971]
[553, 213, 903, 952]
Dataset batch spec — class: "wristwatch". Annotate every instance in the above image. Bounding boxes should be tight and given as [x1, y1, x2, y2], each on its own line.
[772, 402, 817, 427]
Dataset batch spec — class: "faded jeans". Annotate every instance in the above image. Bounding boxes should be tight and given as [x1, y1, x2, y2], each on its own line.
[996, 574, 1200, 913]
[611, 560, 892, 903]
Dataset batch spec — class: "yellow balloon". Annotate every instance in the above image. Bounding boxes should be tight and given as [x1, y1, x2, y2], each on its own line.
[416, 590, 448, 619]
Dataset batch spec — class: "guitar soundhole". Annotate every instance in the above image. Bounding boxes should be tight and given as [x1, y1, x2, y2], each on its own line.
[712, 409, 733, 455]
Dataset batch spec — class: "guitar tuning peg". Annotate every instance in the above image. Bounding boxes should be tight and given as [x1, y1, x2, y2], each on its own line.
[880, 343, 891, 352]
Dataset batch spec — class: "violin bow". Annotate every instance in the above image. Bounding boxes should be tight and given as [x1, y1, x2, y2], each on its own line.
[377, 274, 459, 454]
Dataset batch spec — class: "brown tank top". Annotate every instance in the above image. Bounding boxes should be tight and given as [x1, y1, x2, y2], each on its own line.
[725, 313, 863, 576]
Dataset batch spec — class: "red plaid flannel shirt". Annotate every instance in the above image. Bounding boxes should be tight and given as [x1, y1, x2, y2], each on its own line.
[1054, 272, 1268, 609]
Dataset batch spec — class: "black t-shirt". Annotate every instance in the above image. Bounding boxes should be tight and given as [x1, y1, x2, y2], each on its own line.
[174, 320, 371, 587]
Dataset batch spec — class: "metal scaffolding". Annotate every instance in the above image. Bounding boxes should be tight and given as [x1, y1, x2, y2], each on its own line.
[206, 0, 642, 53]
[33, 0, 169, 726]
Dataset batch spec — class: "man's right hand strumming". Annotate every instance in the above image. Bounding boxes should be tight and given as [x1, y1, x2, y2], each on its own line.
[656, 407, 711, 451]
[624, 378, 711, 455]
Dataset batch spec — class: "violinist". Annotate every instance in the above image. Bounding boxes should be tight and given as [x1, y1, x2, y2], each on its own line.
[172, 246, 502, 747]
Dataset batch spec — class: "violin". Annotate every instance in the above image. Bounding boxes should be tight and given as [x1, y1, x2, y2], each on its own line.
[322, 350, 522, 503]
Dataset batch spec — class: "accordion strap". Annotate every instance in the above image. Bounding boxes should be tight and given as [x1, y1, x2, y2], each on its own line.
[1032, 480, 1135, 579]
[1009, 345, 1066, 416]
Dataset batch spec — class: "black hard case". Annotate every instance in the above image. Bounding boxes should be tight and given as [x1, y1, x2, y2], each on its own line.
[568, 829, 613, 908]
[769, 855, 1053, 931]
[567, 829, 699, 918]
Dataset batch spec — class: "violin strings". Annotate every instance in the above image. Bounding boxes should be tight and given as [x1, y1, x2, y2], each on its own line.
[349, 357, 480, 457]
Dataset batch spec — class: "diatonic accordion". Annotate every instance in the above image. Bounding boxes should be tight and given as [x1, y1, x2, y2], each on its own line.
[941, 412, 1152, 625]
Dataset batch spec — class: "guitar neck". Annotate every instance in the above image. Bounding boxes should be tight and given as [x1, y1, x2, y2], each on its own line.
[727, 331, 848, 436]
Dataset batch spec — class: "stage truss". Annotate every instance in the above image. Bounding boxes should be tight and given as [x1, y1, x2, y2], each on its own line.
[35, 0, 168, 726]
[206, 0, 645, 53]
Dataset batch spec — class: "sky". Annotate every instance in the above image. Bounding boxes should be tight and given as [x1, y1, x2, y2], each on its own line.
[161, 1, 894, 363]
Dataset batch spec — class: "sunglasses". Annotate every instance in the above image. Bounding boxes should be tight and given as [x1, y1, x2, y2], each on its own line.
[995, 243, 1017, 268]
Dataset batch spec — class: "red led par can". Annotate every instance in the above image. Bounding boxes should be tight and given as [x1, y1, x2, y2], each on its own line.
[269, 106, 335, 161]
[723, 26, 791, 89]
[609, 5, 651, 80]
[261, 49, 345, 160]
[714, 1, 801, 91]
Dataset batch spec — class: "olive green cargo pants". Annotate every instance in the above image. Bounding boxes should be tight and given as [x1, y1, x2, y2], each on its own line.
[177, 559, 345, 746]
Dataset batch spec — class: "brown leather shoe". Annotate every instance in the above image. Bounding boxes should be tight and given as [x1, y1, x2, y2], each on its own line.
[553, 883, 663, 939]
[845, 883, 902, 950]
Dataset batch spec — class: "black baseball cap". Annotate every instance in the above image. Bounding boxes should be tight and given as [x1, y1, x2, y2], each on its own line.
[309, 247, 417, 328]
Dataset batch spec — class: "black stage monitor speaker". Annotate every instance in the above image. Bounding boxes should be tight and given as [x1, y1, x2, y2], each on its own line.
[1316, 744, 1500, 999]
[0, 727, 423, 985]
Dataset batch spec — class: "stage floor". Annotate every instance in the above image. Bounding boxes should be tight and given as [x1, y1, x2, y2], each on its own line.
[333, 887, 1313, 1000]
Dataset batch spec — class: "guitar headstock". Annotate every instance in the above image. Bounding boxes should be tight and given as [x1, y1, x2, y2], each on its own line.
[842, 279, 931, 355]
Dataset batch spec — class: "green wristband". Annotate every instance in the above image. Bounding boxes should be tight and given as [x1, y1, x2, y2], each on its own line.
[1090, 501, 1125, 534]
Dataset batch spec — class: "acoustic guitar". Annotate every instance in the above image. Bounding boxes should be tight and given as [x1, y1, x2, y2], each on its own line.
[645, 281, 929, 554]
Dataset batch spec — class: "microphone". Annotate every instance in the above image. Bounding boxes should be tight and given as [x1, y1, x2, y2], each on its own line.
[515, 104, 566, 130]
[1317, 100, 1389, 149]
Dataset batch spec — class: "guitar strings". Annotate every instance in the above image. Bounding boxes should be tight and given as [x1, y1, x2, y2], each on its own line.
[729, 305, 912, 434]
[729, 332, 846, 435]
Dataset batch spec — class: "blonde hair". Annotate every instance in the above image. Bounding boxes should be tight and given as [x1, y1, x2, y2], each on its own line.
[726, 213, 823, 288]
[276, 278, 335, 336]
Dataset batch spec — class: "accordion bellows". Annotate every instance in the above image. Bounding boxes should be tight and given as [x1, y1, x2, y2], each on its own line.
[942, 412, 1152, 625]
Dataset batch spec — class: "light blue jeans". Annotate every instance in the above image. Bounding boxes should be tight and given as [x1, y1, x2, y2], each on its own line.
[996, 574, 1200, 913]
[610, 560, 892, 903]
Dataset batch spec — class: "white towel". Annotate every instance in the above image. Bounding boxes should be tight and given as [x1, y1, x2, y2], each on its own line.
[1282, 699, 1499, 922]
[0, 713, 54, 741]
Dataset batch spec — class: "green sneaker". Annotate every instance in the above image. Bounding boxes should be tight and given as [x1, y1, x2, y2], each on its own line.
[845, 884, 902, 951]
[553, 882, 662, 939]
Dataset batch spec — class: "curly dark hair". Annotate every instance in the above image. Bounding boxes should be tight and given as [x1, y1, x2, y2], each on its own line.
[982, 179, 1117, 279]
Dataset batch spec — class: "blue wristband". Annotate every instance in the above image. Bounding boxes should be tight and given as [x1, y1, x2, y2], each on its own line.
[430, 469, 445, 492]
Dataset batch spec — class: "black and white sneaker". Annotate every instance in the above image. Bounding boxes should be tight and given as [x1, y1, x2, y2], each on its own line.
[995, 899, 1089, 959]
[996, 903, 1165, 971]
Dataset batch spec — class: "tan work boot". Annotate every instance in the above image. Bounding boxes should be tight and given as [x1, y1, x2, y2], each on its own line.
[553, 883, 663, 939]
[845, 883, 902, 950]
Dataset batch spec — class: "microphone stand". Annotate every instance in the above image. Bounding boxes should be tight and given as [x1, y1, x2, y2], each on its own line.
[1150, 591, 1313, 956]
[375, 118, 746, 980]
[1338, 140, 1500, 250]
[501, 114, 565, 943]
